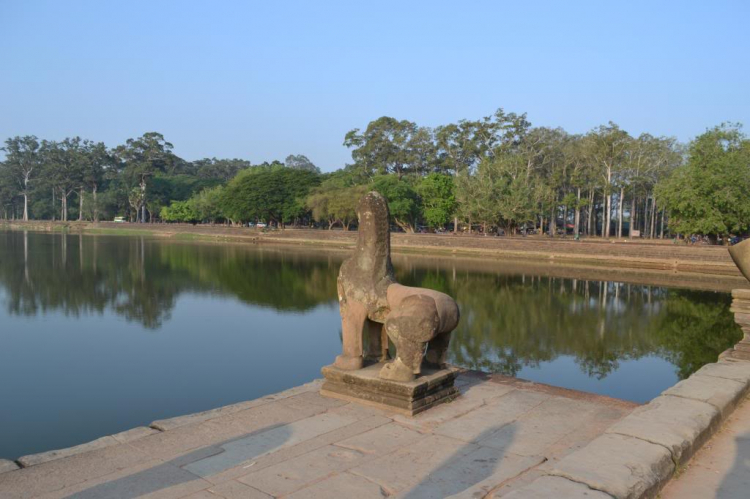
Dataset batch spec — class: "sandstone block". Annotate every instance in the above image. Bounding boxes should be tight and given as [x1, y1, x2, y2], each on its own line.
[551, 434, 674, 499]
[606, 395, 719, 464]
[17, 435, 120, 468]
[0, 460, 18, 475]
[664, 374, 748, 416]
[501, 475, 612, 498]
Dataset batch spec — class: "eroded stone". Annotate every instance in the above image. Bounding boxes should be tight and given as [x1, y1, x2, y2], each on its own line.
[502, 475, 613, 498]
[664, 374, 748, 417]
[17, 435, 120, 468]
[606, 395, 720, 465]
[0, 460, 18, 475]
[551, 433, 674, 499]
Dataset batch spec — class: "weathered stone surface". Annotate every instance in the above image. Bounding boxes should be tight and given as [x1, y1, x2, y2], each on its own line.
[694, 359, 750, 384]
[391, 381, 515, 431]
[478, 396, 602, 457]
[321, 362, 460, 415]
[435, 389, 549, 443]
[0, 443, 149, 499]
[111, 426, 160, 444]
[132, 402, 308, 462]
[663, 374, 748, 416]
[208, 480, 273, 498]
[203, 414, 390, 485]
[17, 435, 120, 468]
[0, 371, 649, 499]
[728, 240, 750, 281]
[334, 422, 425, 455]
[150, 380, 323, 431]
[183, 491, 220, 499]
[551, 434, 674, 499]
[239, 444, 368, 496]
[181, 412, 360, 478]
[349, 434, 476, 493]
[34, 459, 209, 499]
[660, 395, 750, 499]
[502, 475, 613, 498]
[285, 472, 387, 499]
[606, 395, 720, 465]
[350, 434, 542, 498]
[0, 460, 18, 475]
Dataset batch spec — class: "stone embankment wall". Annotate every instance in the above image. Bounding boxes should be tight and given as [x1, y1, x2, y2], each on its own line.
[505, 358, 750, 498]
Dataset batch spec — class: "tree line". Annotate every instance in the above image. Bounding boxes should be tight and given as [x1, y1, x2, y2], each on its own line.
[2, 109, 748, 241]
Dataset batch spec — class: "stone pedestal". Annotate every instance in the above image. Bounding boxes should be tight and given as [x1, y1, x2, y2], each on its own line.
[320, 363, 461, 416]
[723, 289, 750, 361]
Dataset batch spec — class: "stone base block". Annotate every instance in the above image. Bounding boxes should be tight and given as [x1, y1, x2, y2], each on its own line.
[320, 363, 461, 416]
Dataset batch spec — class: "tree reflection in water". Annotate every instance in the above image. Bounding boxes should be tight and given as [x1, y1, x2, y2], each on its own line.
[0, 231, 741, 381]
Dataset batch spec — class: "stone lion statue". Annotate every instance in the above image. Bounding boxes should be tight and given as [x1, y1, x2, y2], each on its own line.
[335, 191, 460, 382]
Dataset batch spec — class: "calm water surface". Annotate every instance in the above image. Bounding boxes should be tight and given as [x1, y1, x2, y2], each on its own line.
[0, 231, 741, 459]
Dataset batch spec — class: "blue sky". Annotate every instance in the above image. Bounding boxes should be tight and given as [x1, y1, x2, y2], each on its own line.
[1, 1, 748, 172]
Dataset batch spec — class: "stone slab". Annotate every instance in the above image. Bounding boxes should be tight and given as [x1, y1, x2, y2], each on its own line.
[501, 475, 613, 499]
[606, 395, 720, 465]
[661, 395, 750, 499]
[664, 374, 748, 417]
[434, 389, 549, 443]
[0, 443, 149, 499]
[390, 445, 544, 499]
[349, 434, 477, 493]
[35, 459, 209, 499]
[0, 460, 18, 475]
[284, 472, 387, 499]
[477, 396, 602, 458]
[321, 363, 460, 416]
[238, 444, 368, 496]
[203, 414, 390, 485]
[17, 435, 120, 468]
[112, 426, 161, 444]
[334, 422, 426, 455]
[391, 381, 516, 431]
[693, 360, 750, 384]
[181, 411, 359, 477]
[208, 480, 273, 498]
[551, 433, 674, 499]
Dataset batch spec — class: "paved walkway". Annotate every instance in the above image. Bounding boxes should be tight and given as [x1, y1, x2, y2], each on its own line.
[0, 372, 634, 498]
[662, 394, 750, 499]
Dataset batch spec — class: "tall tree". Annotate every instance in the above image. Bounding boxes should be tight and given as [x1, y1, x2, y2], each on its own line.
[285, 154, 321, 173]
[115, 132, 176, 223]
[2, 136, 41, 221]
[657, 124, 750, 242]
[344, 117, 418, 178]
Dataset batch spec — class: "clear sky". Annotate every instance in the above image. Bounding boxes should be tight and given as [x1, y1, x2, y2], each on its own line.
[1, 0, 748, 172]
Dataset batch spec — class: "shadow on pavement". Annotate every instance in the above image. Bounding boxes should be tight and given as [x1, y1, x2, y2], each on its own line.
[67, 423, 292, 499]
[400, 424, 518, 499]
[717, 430, 750, 499]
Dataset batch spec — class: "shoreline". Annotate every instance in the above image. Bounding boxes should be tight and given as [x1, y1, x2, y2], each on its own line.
[3, 220, 746, 292]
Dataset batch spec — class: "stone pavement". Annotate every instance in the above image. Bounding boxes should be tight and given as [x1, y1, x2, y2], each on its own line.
[0, 372, 635, 499]
[661, 394, 750, 499]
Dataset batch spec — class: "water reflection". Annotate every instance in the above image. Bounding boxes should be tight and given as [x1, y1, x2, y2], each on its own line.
[0, 231, 741, 385]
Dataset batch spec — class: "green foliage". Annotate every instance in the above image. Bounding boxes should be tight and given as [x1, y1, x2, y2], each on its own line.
[371, 175, 421, 232]
[285, 154, 320, 173]
[160, 200, 199, 223]
[657, 124, 750, 238]
[306, 174, 367, 229]
[221, 166, 320, 225]
[416, 173, 456, 228]
[191, 186, 225, 223]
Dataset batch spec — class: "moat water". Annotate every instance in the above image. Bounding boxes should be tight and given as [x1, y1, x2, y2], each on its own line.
[0, 231, 742, 459]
